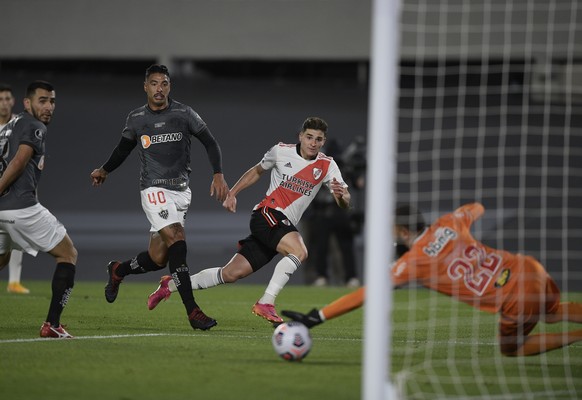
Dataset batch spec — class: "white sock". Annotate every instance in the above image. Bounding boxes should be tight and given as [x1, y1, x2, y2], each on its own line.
[183, 267, 225, 291]
[259, 255, 300, 305]
[168, 279, 177, 292]
[8, 250, 23, 283]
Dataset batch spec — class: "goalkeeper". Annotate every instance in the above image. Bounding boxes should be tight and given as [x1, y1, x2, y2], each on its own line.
[283, 203, 582, 356]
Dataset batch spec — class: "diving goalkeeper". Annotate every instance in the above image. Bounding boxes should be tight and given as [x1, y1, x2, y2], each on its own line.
[283, 203, 582, 356]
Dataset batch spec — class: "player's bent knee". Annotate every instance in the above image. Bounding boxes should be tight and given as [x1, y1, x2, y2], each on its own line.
[290, 247, 308, 263]
[70, 246, 79, 264]
[60, 246, 78, 265]
[299, 248, 308, 262]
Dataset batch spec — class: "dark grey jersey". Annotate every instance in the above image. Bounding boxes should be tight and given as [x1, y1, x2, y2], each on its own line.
[122, 99, 207, 191]
[0, 112, 45, 210]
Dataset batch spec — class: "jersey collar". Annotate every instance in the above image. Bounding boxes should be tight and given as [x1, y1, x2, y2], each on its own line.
[147, 97, 173, 114]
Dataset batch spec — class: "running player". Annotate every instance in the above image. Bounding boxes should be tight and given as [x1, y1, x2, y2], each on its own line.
[147, 117, 352, 324]
[0, 81, 78, 338]
[282, 203, 582, 356]
[90, 64, 229, 331]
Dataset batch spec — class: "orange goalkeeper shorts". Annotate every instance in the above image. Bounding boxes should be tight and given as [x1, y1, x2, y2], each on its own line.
[498, 256, 560, 339]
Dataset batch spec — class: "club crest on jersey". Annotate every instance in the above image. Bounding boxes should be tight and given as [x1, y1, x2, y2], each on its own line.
[34, 129, 44, 140]
[281, 219, 291, 226]
[158, 209, 169, 219]
[312, 168, 322, 180]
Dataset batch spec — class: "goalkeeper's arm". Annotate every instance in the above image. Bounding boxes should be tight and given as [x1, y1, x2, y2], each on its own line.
[282, 287, 366, 328]
[283, 239, 410, 328]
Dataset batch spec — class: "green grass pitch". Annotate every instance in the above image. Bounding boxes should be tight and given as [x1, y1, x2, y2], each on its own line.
[0, 281, 580, 399]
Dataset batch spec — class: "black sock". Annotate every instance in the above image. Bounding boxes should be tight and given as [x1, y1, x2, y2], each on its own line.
[115, 251, 164, 277]
[46, 263, 75, 326]
[114, 260, 133, 277]
[167, 240, 197, 315]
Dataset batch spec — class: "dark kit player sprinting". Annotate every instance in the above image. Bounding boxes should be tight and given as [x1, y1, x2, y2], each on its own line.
[91, 64, 229, 331]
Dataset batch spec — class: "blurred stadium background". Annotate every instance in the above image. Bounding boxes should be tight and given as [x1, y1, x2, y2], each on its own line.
[0, 1, 372, 284]
[1, 0, 581, 293]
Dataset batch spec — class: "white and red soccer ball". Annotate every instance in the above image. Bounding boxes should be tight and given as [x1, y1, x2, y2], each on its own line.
[271, 321, 312, 362]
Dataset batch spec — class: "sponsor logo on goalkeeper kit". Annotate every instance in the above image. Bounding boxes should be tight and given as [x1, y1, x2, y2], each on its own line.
[423, 227, 457, 257]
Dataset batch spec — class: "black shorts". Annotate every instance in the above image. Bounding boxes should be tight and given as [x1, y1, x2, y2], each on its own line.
[237, 207, 298, 272]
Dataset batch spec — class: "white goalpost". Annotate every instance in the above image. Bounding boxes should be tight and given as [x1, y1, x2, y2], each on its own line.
[364, 0, 582, 399]
[362, 0, 401, 399]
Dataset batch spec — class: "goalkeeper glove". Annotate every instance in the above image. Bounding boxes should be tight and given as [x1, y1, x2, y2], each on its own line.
[281, 308, 323, 328]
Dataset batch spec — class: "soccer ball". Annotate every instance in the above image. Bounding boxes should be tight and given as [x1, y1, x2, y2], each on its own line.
[271, 321, 312, 362]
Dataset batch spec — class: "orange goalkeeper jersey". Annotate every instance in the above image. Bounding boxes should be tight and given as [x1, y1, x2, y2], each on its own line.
[391, 203, 524, 314]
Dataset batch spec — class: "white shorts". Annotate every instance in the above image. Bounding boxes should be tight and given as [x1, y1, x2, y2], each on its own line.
[0, 203, 67, 256]
[141, 187, 191, 233]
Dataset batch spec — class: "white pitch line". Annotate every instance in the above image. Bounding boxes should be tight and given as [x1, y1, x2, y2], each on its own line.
[0, 333, 190, 344]
[0, 332, 363, 344]
[0, 332, 496, 346]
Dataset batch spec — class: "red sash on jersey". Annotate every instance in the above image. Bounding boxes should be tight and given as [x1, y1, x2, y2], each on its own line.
[257, 158, 331, 211]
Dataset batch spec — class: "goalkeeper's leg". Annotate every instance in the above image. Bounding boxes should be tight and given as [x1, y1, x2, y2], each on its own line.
[499, 301, 582, 356]
[544, 302, 582, 324]
[502, 329, 582, 357]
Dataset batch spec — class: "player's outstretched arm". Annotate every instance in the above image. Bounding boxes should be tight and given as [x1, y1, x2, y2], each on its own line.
[284, 287, 366, 329]
[91, 137, 137, 186]
[222, 163, 264, 213]
[281, 309, 324, 328]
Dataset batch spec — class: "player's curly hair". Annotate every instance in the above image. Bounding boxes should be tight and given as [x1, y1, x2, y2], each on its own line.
[302, 117, 328, 135]
[145, 64, 170, 80]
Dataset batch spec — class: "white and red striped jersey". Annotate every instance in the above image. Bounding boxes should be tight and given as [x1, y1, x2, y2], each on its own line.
[254, 142, 347, 225]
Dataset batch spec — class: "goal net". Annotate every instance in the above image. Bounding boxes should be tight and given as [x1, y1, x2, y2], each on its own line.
[388, 0, 582, 398]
